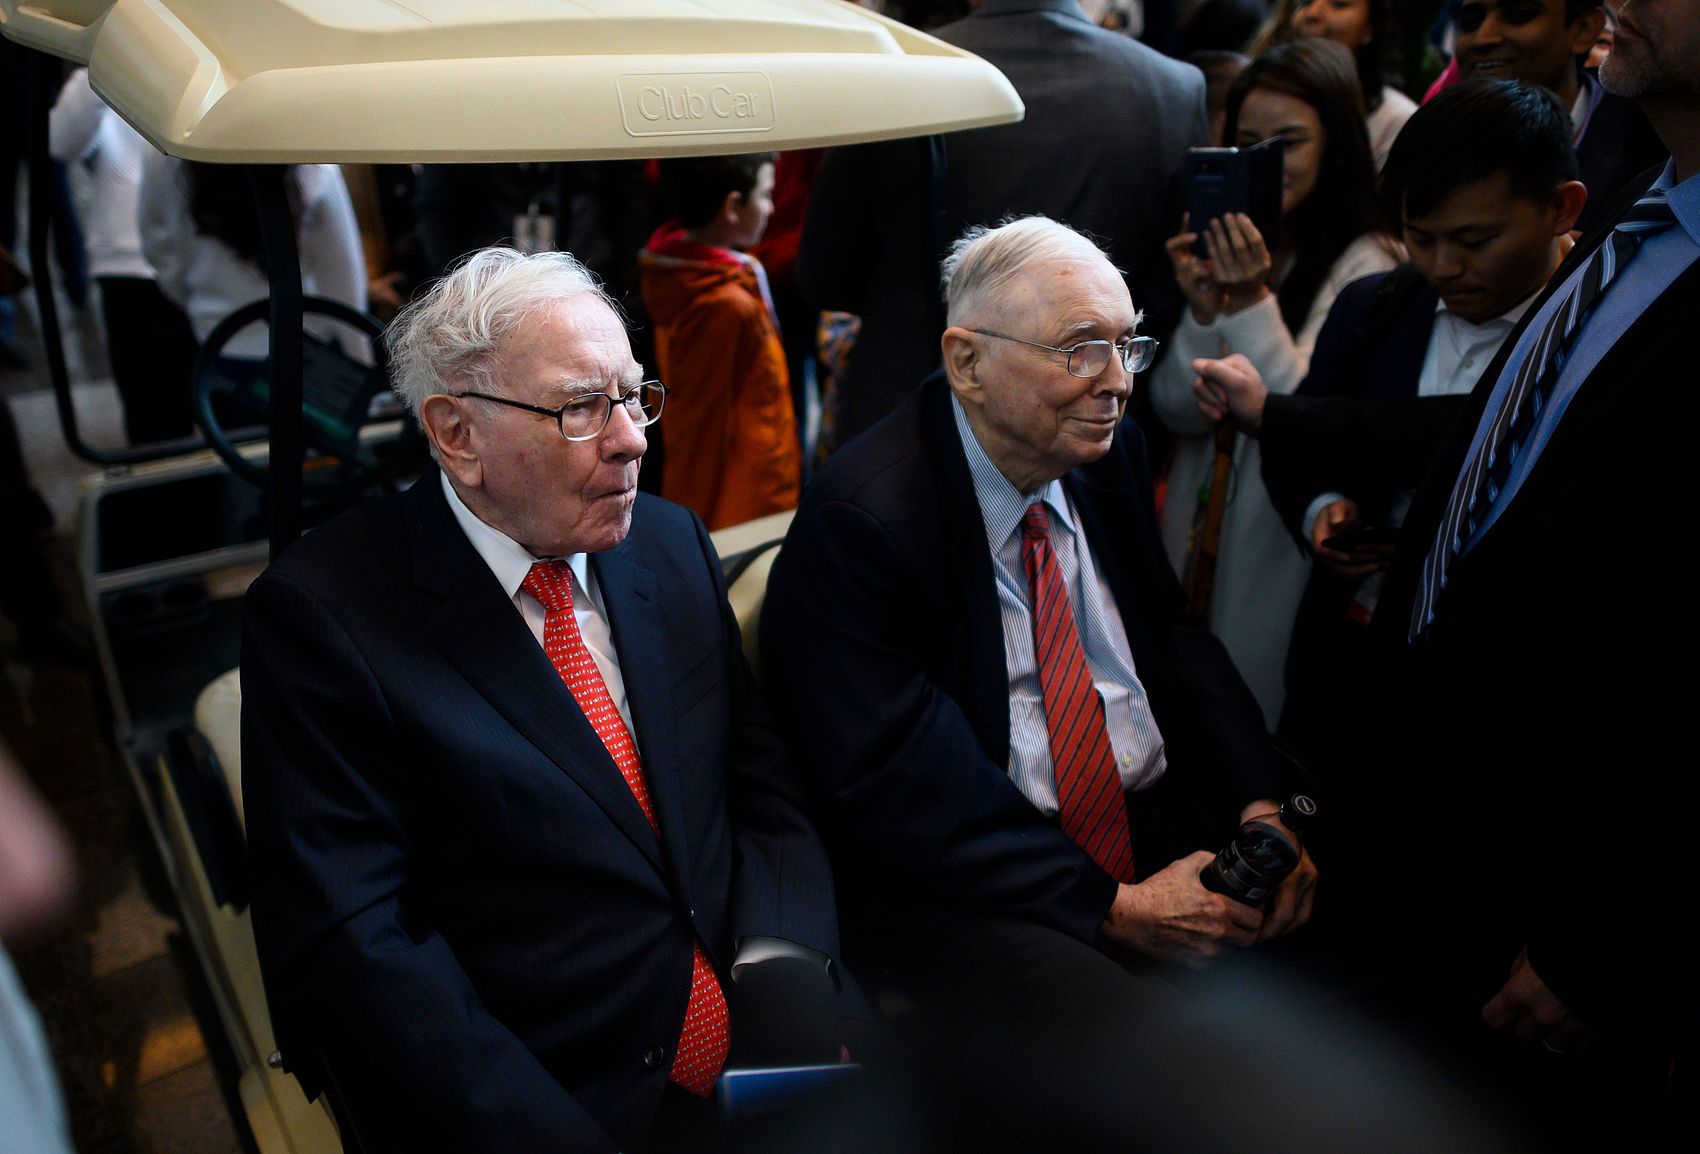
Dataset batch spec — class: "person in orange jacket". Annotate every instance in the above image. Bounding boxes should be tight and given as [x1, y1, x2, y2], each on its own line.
[640, 154, 800, 530]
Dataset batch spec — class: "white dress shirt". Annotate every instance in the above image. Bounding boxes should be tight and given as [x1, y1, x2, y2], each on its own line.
[1303, 288, 1539, 538]
[440, 473, 635, 737]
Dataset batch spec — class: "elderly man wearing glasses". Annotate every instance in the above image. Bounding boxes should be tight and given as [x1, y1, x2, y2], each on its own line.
[242, 247, 848, 1154]
[763, 218, 1314, 1009]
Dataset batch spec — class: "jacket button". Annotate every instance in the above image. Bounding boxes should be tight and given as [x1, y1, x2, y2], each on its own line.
[643, 1045, 666, 1071]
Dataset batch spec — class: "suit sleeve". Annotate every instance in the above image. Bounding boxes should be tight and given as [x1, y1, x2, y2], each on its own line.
[686, 514, 841, 959]
[760, 499, 1119, 945]
[241, 570, 619, 1154]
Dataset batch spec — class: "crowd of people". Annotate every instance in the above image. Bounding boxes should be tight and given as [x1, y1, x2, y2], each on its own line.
[2, 1, 1694, 1151]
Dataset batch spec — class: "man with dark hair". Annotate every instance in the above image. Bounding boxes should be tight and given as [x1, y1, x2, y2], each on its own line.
[640, 153, 800, 530]
[1449, 0, 1665, 231]
[1187, 81, 1586, 767]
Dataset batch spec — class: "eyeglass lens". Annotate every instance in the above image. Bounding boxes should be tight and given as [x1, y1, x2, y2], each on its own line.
[559, 383, 666, 439]
[1067, 340, 1153, 378]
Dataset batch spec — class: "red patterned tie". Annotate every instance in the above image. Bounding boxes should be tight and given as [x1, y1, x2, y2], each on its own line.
[522, 561, 730, 1097]
[1019, 504, 1136, 883]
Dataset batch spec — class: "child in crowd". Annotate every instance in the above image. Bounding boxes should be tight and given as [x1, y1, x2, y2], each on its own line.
[640, 154, 799, 530]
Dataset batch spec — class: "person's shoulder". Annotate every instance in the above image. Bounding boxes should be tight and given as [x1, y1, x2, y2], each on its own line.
[258, 484, 415, 592]
[1333, 232, 1405, 280]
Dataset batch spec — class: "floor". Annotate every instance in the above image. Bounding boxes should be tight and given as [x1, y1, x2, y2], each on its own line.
[3, 235, 248, 1153]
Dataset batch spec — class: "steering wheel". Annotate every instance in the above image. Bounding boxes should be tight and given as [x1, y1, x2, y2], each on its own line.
[192, 296, 424, 500]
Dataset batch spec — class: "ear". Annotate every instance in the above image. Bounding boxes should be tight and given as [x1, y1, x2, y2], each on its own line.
[1568, 8, 1606, 55]
[419, 395, 484, 488]
[718, 188, 744, 226]
[941, 326, 985, 408]
[1550, 180, 1589, 236]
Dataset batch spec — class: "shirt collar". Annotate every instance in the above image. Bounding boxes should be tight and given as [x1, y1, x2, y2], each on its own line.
[440, 471, 593, 600]
[1432, 285, 1542, 328]
[950, 393, 1075, 552]
[1658, 159, 1700, 248]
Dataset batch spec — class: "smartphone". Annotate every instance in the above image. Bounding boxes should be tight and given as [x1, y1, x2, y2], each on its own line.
[1184, 137, 1285, 258]
[1321, 525, 1399, 552]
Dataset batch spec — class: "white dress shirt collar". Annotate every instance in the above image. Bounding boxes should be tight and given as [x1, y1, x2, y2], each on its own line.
[440, 471, 597, 607]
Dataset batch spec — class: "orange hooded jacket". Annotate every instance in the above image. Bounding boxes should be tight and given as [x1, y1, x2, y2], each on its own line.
[639, 223, 799, 531]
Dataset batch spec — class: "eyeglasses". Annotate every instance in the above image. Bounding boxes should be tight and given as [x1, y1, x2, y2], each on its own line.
[453, 381, 667, 441]
[969, 329, 1159, 377]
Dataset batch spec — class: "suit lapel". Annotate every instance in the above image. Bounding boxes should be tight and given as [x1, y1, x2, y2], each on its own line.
[921, 378, 1014, 767]
[592, 540, 695, 901]
[405, 476, 667, 874]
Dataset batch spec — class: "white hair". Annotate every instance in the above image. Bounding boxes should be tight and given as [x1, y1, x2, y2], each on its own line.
[384, 247, 620, 415]
[940, 216, 1120, 328]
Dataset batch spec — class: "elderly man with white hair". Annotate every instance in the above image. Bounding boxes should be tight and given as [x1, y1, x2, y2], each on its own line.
[242, 247, 847, 1154]
[763, 217, 1315, 997]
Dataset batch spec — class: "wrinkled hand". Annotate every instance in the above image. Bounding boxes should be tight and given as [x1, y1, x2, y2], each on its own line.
[1100, 850, 1264, 970]
[1236, 802, 1318, 943]
[1203, 213, 1273, 315]
[1166, 214, 1222, 326]
[1191, 353, 1268, 433]
[1311, 499, 1392, 578]
[1482, 948, 1592, 1052]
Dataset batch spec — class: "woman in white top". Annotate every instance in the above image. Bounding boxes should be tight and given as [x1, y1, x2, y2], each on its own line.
[1150, 37, 1401, 726]
[49, 68, 199, 444]
[1251, 0, 1416, 170]
[138, 156, 368, 361]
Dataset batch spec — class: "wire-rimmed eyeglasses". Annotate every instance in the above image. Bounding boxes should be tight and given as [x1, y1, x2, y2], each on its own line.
[970, 329, 1159, 377]
[452, 381, 667, 441]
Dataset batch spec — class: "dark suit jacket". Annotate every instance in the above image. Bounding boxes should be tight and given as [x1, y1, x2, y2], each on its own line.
[759, 375, 1280, 959]
[1254, 268, 1476, 774]
[797, 0, 1208, 441]
[1360, 169, 1699, 1032]
[242, 475, 839, 1152]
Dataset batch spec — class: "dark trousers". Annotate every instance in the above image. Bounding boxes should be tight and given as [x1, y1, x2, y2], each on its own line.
[98, 276, 199, 445]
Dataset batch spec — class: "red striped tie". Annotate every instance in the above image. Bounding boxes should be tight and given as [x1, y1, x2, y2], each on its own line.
[522, 561, 730, 1097]
[1019, 504, 1136, 883]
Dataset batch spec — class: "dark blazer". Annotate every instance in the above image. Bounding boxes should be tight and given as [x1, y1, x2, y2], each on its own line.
[1360, 169, 1699, 1031]
[242, 475, 839, 1153]
[797, 0, 1208, 441]
[759, 375, 1280, 957]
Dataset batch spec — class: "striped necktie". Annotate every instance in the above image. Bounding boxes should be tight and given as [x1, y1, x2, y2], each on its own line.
[1410, 189, 1676, 640]
[522, 561, 730, 1097]
[1020, 503, 1136, 883]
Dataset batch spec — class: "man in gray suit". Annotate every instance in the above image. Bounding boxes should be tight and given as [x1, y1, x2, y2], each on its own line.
[799, 0, 1209, 443]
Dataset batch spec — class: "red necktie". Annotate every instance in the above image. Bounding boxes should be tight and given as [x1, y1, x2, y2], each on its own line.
[522, 561, 730, 1097]
[1019, 504, 1136, 883]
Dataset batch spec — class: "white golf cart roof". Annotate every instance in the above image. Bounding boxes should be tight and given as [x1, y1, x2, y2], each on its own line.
[1, 0, 1023, 162]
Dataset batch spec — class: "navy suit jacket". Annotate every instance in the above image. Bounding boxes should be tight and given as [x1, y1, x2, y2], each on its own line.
[759, 375, 1280, 958]
[242, 474, 838, 1152]
[1360, 169, 1700, 1030]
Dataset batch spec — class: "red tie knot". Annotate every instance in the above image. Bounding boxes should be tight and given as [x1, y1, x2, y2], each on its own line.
[1021, 501, 1052, 544]
[522, 560, 576, 615]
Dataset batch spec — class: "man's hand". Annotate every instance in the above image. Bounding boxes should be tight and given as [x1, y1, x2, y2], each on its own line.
[1482, 948, 1592, 1052]
[1100, 851, 1263, 970]
[1310, 499, 1393, 578]
[1191, 353, 1267, 433]
[1236, 801, 1318, 943]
